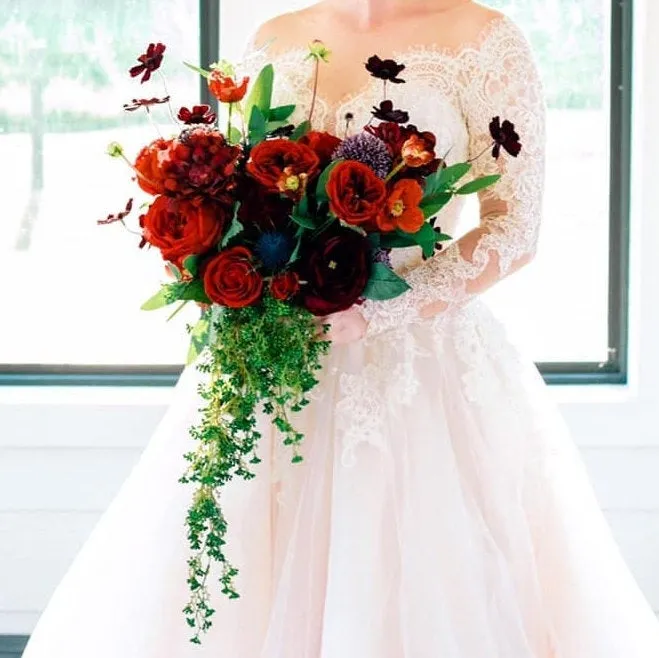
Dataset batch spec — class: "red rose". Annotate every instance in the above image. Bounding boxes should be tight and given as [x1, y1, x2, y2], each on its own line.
[270, 271, 300, 300]
[208, 70, 249, 103]
[134, 138, 173, 195]
[326, 160, 386, 227]
[140, 196, 226, 266]
[300, 227, 371, 315]
[203, 246, 263, 308]
[298, 131, 342, 168]
[376, 179, 425, 233]
[246, 139, 319, 200]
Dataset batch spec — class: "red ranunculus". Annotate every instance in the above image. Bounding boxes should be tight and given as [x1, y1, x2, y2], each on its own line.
[134, 138, 173, 196]
[376, 179, 425, 233]
[270, 271, 300, 300]
[203, 246, 263, 307]
[299, 227, 371, 315]
[246, 139, 319, 200]
[208, 70, 249, 103]
[298, 131, 342, 168]
[326, 160, 386, 227]
[140, 196, 226, 266]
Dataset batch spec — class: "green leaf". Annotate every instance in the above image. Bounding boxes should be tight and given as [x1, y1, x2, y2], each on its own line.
[419, 191, 453, 219]
[362, 262, 411, 300]
[244, 64, 274, 127]
[182, 255, 199, 277]
[379, 232, 417, 249]
[368, 232, 381, 248]
[179, 280, 211, 304]
[186, 315, 210, 365]
[269, 104, 296, 121]
[265, 119, 289, 134]
[408, 222, 440, 258]
[290, 120, 311, 141]
[248, 106, 267, 144]
[455, 174, 501, 195]
[228, 126, 242, 145]
[140, 287, 173, 311]
[424, 162, 472, 198]
[183, 61, 211, 79]
[221, 204, 244, 248]
[434, 228, 453, 242]
[291, 213, 318, 229]
[315, 159, 343, 205]
[168, 263, 183, 280]
[288, 229, 303, 264]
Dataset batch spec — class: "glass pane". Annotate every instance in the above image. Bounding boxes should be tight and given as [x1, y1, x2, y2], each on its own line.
[482, 0, 611, 363]
[0, 0, 199, 365]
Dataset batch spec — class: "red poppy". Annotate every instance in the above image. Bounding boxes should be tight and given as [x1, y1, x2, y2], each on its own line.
[208, 70, 249, 103]
[376, 179, 424, 233]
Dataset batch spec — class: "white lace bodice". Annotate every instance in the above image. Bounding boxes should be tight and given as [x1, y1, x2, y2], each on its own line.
[243, 16, 546, 338]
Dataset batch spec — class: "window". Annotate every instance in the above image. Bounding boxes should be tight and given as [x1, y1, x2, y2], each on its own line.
[0, 0, 631, 384]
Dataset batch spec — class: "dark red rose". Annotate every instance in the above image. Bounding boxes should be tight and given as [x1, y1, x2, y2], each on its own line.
[246, 138, 319, 200]
[326, 160, 386, 228]
[177, 104, 216, 125]
[134, 138, 174, 196]
[489, 116, 522, 158]
[140, 196, 226, 266]
[161, 128, 242, 204]
[298, 131, 342, 168]
[299, 227, 372, 316]
[208, 70, 249, 103]
[365, 55, 406, 84]
[270, 271, 300, 300]
[129, 43, 166, 83]
[203, 246, 263, 308]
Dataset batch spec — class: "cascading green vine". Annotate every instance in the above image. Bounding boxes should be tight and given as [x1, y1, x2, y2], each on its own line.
[178, 295, 331, 643]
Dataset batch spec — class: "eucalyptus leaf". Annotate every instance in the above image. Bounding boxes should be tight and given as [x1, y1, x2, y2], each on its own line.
[269, 104, 296, 121]
[362, 262, 411, 300]
[290, 120, 311, 141]
[456, 174, 501, 195]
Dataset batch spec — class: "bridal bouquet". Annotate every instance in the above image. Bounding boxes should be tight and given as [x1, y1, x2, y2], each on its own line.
[102, 39, 520, 643]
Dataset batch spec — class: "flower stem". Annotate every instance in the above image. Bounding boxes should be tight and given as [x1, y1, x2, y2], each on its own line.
[383, 79, 387, 101]
[158, 70, 179, 125]
[384, 160, 405, 183]
[468, 141, 495, 163]
[145, 108, 164, 139]
[167, 300, 189, 321]
[227, 102, 233, 137]
[308, 58, 320, 124]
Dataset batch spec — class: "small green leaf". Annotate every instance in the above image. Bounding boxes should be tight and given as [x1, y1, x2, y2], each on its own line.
[186, 315, 211, 365]
[434, 228, 453, 242]
[221, 204, 244, 247]
[168, 263, 183, 280]
[290, 120, 311, 141]
[288, 229, 303, 264]
[265, 119, 289, 134]
[179, 280, 211, 304]
[182, 255, 199, 277]
[269, 104, 296, 121]
[140, 287, 173, 311]
[437, 162, 472, 188]
[362, 262, 411, 300]
[244, 64, 274, 126]
[248, 106, 267, 144]
[183, 61, 211, 79]
[456, 174, 501, 195]
[408, 222, 440, 258]
[228, 126, 242, 145]
[315, 159, 343, 204]
[379, 232, 417, 249]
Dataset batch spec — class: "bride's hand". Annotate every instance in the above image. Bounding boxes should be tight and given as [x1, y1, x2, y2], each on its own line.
[313, 306, 368, 344]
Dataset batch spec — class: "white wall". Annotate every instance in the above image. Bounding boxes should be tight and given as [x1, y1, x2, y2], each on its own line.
[2, 0, 659, 637]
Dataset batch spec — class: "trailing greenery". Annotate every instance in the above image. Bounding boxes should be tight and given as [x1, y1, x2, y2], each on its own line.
[178, 296, 331, 643]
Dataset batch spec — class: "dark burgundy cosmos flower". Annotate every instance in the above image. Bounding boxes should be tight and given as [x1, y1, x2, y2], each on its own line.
[129, 43, 166, 83]
[270, 124, 296, 138]
[489, 116, 522, 158]
[365, 55, 405, 83]
[98, 198, 133, 225]
[123, 96, 170, 112]
[371, 100, 409, 123]
[177, 105, 217, 125]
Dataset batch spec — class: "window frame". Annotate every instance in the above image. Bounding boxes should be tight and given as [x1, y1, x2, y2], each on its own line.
[0, 0, 633, 387]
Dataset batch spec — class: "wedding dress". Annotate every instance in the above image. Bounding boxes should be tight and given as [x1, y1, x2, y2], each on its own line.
[22, 15, 659, 658]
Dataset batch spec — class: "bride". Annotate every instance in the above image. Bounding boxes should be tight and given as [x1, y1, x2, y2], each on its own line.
[22, 0, 659, 656]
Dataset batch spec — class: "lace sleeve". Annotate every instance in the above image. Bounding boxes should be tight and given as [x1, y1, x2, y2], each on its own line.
[361, 20, 546, 337]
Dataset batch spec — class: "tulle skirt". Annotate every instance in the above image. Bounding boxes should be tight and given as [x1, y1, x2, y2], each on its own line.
[22, 300, 659, 657]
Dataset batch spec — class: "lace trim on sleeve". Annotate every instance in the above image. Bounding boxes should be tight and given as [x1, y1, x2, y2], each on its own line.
[361, 19, 546, 338]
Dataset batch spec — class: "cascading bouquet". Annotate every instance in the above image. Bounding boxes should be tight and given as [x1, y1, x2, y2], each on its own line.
[101, 39, 520, 643]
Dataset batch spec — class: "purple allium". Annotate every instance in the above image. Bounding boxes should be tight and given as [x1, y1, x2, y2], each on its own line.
[333, 132, 392, 179]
